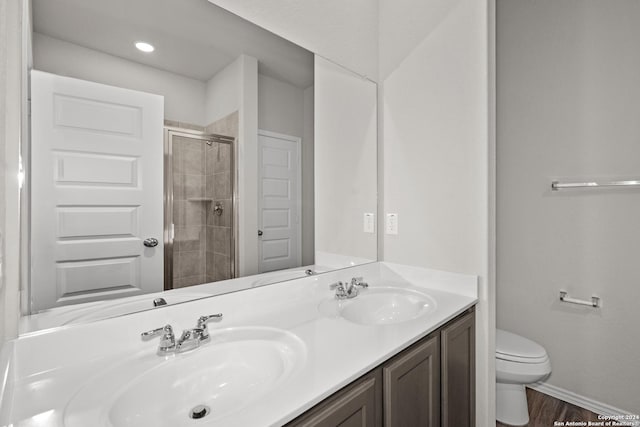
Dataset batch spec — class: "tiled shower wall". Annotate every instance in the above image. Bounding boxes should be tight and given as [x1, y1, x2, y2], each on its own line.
[204, 111, 238, 282]
[170, 112, 237, 288]
[172, 134, 208, 288]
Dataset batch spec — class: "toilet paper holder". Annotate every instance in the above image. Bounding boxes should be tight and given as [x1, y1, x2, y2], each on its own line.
[559, 291, 600, 308]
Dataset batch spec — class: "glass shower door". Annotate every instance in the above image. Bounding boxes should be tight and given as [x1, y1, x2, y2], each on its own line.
[165, 129, 234, 289]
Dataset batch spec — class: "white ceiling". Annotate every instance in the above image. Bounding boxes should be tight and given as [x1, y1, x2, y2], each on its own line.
[32, 0, 314, 88]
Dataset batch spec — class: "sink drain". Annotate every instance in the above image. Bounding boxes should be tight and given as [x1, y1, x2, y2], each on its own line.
[189, 405, 211, 419]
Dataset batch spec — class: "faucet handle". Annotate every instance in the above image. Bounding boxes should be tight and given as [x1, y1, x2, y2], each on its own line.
[330, 281, 349, 299]
[197, 313, 223, 328]
[351, 277, 368, 288]
[141, 324, 173, 339]
[196, 313, 223, 341]
[329, 281, 345, 290]
[141, 324, 175, 354]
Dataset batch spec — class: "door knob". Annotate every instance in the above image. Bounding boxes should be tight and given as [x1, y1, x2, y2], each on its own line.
[257, 230, 263, 237]
[143, 238, 159, 247]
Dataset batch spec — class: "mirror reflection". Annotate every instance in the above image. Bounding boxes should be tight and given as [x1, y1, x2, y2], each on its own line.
[23, 0, 377, 331]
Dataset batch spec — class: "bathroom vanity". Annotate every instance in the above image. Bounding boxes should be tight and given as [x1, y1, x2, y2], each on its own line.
[0, 262, 477, 427]
[286, 308, 475, 427]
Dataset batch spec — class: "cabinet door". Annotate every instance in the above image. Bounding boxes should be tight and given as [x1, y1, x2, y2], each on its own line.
[287, 370, 382, 427]
[441, 310, 475, 427]
[383, 334, 440, 427]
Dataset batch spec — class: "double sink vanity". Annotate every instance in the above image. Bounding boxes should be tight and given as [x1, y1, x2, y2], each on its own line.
[0, 262, 477, 426]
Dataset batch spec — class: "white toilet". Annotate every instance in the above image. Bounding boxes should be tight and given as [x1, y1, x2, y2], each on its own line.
[496, 329, 552, 426]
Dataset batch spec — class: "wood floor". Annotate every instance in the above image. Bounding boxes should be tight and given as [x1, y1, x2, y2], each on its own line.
[497, 388, 601, 427]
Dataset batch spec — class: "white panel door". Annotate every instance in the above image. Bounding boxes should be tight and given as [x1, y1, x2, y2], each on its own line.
[258, 131, 301, 273]
[30, 70, 164, 311]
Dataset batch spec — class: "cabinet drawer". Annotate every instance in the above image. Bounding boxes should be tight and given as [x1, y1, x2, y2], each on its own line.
[286, 370, 382, 427]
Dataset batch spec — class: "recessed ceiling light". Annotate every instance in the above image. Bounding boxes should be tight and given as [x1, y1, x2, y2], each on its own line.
[135, 42, 155, 53]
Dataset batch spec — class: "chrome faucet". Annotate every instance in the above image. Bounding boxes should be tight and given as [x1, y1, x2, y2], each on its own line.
[194, 313, 224, 342]
[153, 297, 167, 307]
[175, 328, 202, 353]
[330, 281, 349, 299]
[350, 277, 368, 290]
[330, 277, 368, 300]
[141, 313, 223, 355]
[141, 324, 176, 355]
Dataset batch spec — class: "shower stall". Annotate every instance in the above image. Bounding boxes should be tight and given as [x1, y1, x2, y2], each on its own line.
[164, 128, 236, 290]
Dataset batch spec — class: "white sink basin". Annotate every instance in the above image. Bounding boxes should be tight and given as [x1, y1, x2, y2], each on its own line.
[319, 287, 436, 325]
[64, 327, 306, 427]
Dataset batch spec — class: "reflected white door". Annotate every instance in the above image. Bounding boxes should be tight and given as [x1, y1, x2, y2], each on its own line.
[30, 71, 164, 311]
[258, 131, 301, 273]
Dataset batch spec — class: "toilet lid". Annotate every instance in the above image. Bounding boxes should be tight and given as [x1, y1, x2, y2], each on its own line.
[496, 329, 548, 363]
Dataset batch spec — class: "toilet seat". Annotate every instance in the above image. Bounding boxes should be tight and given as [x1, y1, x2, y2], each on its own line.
[496, 329, 548, 364]
[497, 352, 548, 364]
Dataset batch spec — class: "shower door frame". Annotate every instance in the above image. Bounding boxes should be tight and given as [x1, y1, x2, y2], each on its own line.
[163, 127, 237, 290]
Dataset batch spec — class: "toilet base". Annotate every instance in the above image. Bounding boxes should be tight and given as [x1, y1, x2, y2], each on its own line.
[496, 383, 529, 426]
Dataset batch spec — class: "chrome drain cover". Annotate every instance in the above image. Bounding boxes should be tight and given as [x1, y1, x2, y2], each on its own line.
[189, 405, 211, 419]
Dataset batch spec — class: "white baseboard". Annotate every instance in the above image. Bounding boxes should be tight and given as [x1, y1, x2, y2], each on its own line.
[530, 382, 637, 420]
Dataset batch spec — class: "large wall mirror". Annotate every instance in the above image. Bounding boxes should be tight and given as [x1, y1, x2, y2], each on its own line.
[21, 0, 377, 332]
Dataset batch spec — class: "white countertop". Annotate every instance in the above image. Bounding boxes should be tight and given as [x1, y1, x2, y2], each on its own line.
[0, 262, 477, 427]
[19, 264, 332, 333]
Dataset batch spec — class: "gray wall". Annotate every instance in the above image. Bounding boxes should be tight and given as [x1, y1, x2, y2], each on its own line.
[497, 0, 640, 413]
[379, 0, 493, 421]
[258, 74, 304, 137]
[33, 33, 207, 126]
[257, 74, 314, 265]
[302, 86, 314, 266]
[314, 57, 377, 262]
[208, 0, 378, 79]
[0, 0, 23, 344]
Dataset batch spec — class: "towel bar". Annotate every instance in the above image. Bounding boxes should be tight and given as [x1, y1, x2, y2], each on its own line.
[552, 179, 640, 191]
[559, 291, 600, 308]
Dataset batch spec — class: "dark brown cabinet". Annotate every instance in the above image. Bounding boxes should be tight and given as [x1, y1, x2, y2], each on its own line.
[441, 310, 475, 427]
[288, 370, 382, 427]
[286, 309, 475, 427]
[383, 334, 440, 427]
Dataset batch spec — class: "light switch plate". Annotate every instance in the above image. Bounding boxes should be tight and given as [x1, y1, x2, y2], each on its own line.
[386, 213, 398, 235]
[363, 213, 375, 233]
